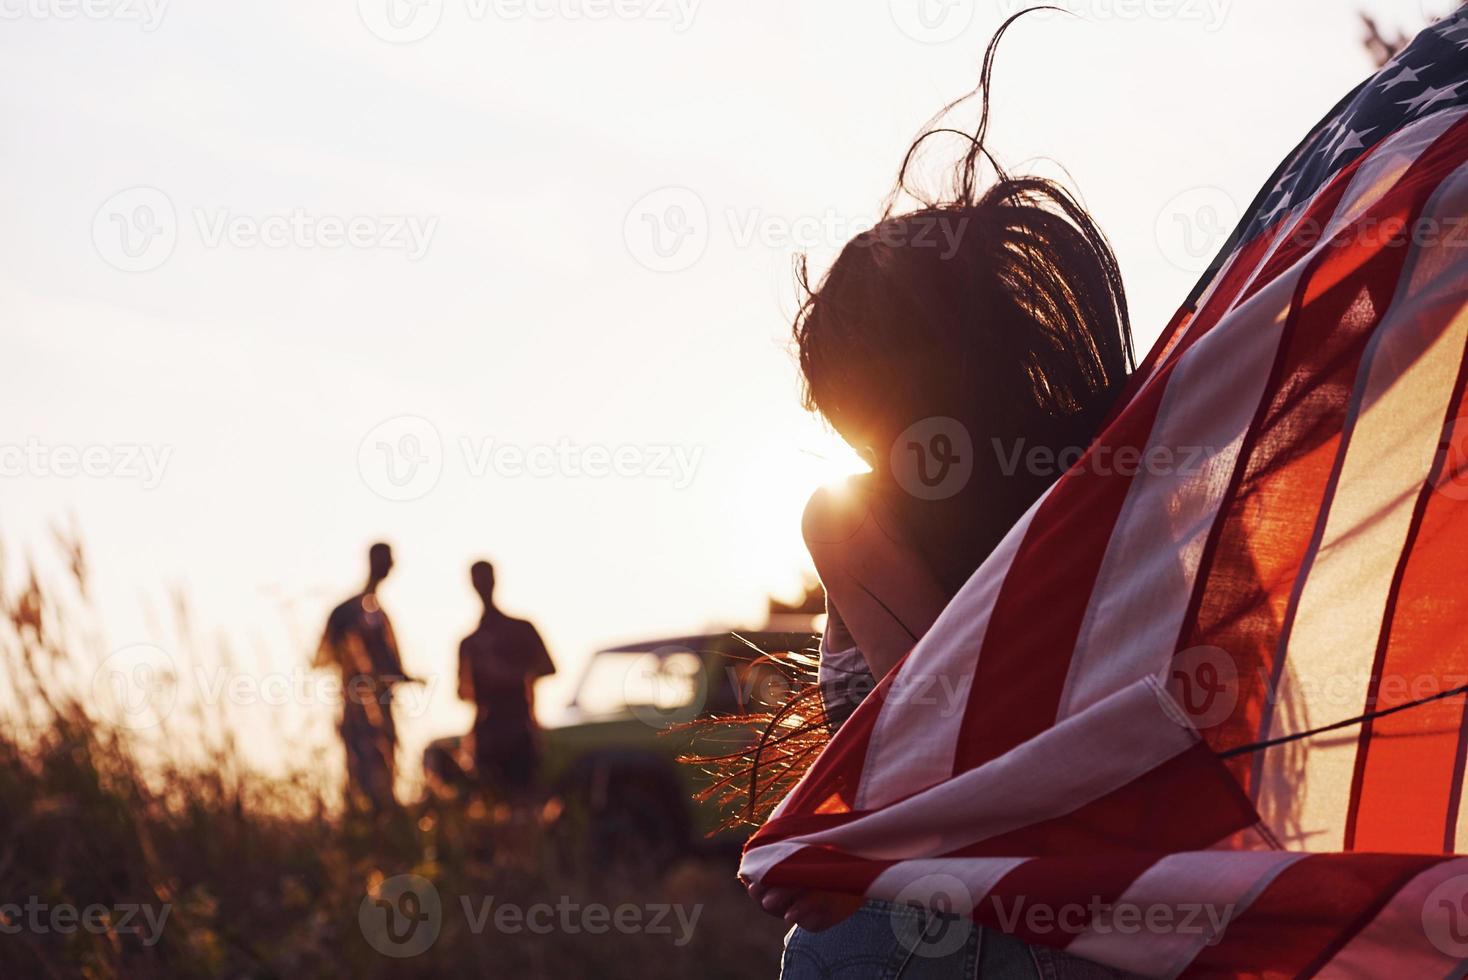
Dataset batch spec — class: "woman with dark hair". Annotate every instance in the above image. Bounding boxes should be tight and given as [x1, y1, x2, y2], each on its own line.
[736, 13, 1141, 978]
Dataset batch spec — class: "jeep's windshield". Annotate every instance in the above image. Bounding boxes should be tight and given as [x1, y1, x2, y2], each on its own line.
[571, 649, 704, 717]
[569, 638, 805, 720]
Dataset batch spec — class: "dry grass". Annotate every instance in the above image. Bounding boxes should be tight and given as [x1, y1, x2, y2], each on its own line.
[0, 546, 786, 978]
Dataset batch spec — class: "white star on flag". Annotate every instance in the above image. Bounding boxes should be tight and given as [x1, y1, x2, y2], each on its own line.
[1440, 16, 1468, 37]
[1260, 189, 1293, 225]
[1380, 65, 1421, 93]
[1399, 82, 1466, 116]
[1329, 127, 1375, 164]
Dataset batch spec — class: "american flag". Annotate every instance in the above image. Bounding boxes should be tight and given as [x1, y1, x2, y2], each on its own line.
[741, 12, 1468, 977]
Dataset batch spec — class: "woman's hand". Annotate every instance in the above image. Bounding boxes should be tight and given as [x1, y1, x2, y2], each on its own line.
[745, 879, 862, 932]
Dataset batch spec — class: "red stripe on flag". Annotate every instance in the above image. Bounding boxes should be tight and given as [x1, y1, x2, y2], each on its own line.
[978, 855, 1157, 949]
[756, 844, 894, 895]
[1181, 853, 1443, 979]
[946, 742, 1256, 859]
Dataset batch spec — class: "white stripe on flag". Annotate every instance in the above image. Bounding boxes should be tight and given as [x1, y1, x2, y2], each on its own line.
[865, 856, 1027, 913]
[851, 492, 1039, 810]
[1318, 858, 1468, 979]
[736, 839, 810, 885]
[1063, 851, 1303, 978]
[772, 678, 1200, 862]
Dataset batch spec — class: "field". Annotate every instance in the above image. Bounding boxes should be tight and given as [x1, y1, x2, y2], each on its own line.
[0, 554, 786, 978]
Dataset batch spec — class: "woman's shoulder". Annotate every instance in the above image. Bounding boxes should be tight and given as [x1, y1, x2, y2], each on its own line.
[802, 474, 917, 561]
[801, 475, 879, 548]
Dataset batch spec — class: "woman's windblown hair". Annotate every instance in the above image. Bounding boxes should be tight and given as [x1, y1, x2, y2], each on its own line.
[682, 8, 1135, 829]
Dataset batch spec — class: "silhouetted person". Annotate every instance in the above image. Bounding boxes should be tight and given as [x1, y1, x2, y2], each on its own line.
[458, 561, 555, 797]
[316, 542, 414, 812]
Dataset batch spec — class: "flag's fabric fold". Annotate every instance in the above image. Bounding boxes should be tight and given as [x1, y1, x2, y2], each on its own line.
[742, 14, 1468, 977]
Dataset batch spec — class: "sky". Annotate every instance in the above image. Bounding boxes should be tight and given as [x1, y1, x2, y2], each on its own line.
[0, 0, 1446, 781]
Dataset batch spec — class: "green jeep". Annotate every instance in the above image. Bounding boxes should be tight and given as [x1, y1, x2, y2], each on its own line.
[422, 630, 817, 863]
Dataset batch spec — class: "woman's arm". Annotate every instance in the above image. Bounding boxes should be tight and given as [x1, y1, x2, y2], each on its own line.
[802, 483, 950, 683]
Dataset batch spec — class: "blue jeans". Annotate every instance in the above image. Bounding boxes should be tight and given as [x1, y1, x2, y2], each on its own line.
[779, 901, 1136, 979]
